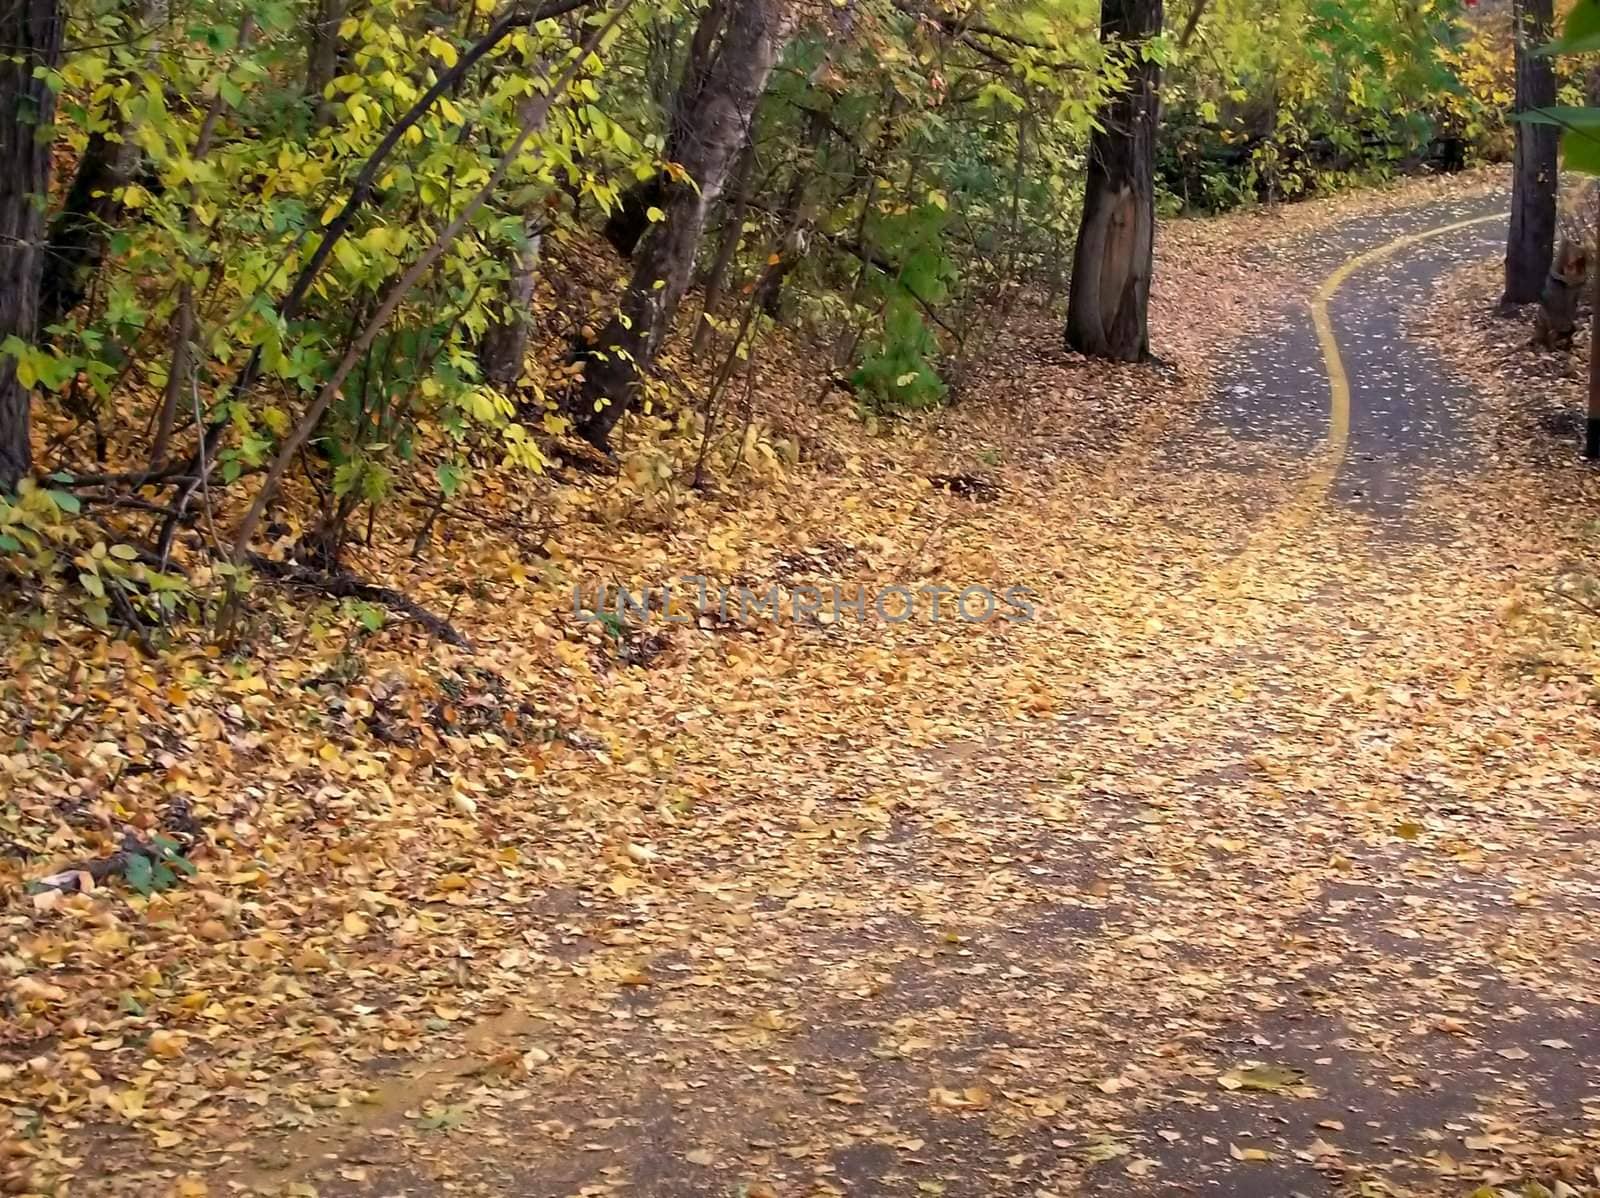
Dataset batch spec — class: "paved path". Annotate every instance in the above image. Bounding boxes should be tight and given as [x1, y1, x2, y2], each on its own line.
[237, 192, 1600, 1198]
[1216, 191, 1506, 533]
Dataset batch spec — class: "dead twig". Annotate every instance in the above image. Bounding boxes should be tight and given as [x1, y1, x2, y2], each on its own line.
[246, 554, 473, 648]
[1539, 585, 1600, 619]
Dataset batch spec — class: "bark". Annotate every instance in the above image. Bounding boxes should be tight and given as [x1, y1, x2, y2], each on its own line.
[307, 0, 350, 126]
[1588, 209, 1600, 459]
[1064, 0, 1163, 362]
[603, 0, 730, 257]
[38, 133, 141, 329]
[1534, 238, 1587, 350]
[479, 222, 543, 387]
[1504, 0, 1558, 306]
[572, 0, 795, 448]
[37, 0, 160, 331]
[0, 0, 66, 493]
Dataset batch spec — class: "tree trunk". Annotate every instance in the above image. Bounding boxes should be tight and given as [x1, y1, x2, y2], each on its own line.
[1504, 0, 1558, 306]
[1587, 207, 1600, 459]
[0, 0, 65, 493]
[37, 0, 158, 331]
[572, 0, 794, 449]
[1065, 0, 1163, 362]
[37, 132, 143, 330]
[1534, 237, 1587, 349]
[759, 107, 827, 319]
[306, 0, 350, 127]
[603, 0, 729, 258]
[480, 222, 543, 387]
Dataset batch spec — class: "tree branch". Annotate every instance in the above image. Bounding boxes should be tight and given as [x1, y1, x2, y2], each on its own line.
[246, 554, 473, 647]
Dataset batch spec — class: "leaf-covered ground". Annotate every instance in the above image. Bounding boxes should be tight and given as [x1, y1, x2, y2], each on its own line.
[9, 170, 1600, 1198]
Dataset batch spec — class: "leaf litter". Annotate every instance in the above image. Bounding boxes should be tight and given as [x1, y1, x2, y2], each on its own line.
[7, 171, 1600, 1198]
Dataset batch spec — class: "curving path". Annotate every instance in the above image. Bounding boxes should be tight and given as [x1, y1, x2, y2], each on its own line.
[232, 190, 1600, 1198]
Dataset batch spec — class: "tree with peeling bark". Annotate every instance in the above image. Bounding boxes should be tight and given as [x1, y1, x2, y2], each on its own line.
[1504, 0, 1558, 306]
[1065, 0, 1164, 363]
[571, 0, 799, 450]
[603, 0, 730, 259]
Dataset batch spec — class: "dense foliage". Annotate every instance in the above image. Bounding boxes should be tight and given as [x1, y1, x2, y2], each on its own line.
[0, 0, 1504, 636]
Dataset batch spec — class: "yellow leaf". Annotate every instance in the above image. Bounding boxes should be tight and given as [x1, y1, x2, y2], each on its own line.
[147, 1029, 187, 1059]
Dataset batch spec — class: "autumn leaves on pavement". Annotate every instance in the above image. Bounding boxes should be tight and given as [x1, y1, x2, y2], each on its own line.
[7, 174, 1600, 1198]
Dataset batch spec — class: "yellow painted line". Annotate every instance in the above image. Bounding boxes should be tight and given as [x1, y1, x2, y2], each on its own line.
[1310, 210, 1508, 459]
[1210, 209, 1507, 593]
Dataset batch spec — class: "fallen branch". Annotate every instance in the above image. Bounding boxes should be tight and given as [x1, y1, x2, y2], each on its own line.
[246, 554, 473, 648]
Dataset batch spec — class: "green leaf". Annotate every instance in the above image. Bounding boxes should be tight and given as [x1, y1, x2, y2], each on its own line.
[1511, 107, 1600, 175]
[1217, 1063, 1308, 1094]
[436, 462, 466, 498]
[417, 1104, 469, 1131]
[47, 489, 80, 514]
[1567, 123, 1600, 175]
[78, 571, 106, 599]
[0, 534, 20, 553]
[1544, 0, 1600, 54]
[124, 854, 154, 895]
[346, 600, 385, 632]
[1510, 105, 1600, 127]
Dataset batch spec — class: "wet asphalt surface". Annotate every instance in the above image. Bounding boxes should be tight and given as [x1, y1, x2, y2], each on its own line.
[1215, 190, 1508, 535]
